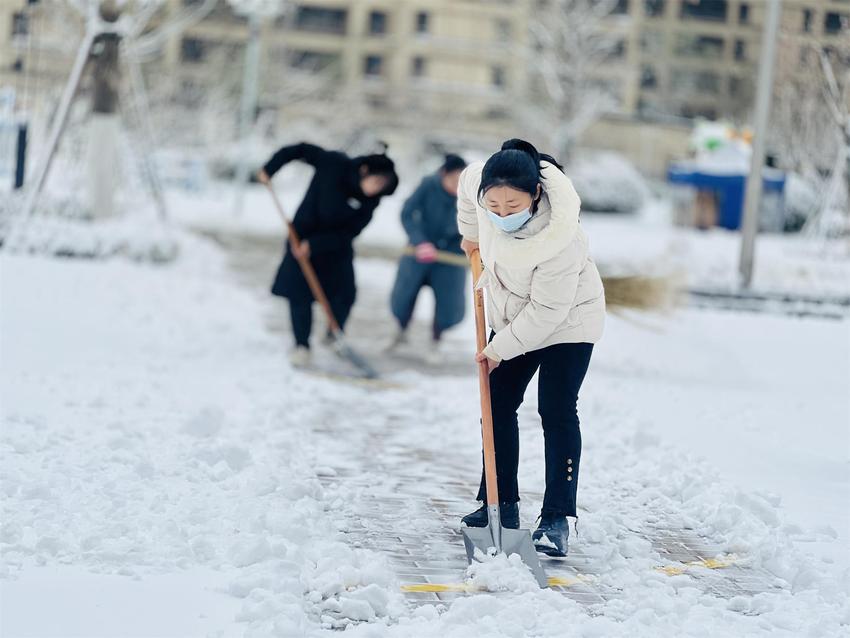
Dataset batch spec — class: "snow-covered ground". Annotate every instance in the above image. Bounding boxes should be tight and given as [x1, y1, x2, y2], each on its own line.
[170, 182, 850, 300]
[1, 219, 848, 636]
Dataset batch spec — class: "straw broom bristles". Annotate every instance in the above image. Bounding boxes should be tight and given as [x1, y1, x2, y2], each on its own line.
[599, 272, 683, 311]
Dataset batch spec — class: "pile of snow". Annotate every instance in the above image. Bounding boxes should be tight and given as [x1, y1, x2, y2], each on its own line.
[465, 550, 540, 593]
[3, 208, 848, 636]
[1, 193, 178, 262]
[783, 173, 820, 231]
[0, 246, 405, 636]
[581, 203, 850, 298]
[569, 152, 650, 214]
[689, 120, 752, 175]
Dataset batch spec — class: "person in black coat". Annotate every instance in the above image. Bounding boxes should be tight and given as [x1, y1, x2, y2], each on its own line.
[258, 142, 398, 366]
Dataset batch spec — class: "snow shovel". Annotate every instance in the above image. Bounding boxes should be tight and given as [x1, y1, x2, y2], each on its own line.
[463, 250, 548, 588]
[263, 181, 379, 379]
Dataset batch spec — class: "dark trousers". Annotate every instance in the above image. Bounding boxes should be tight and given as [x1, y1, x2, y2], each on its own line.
[289, 295, 354, 347]
[390, 256, 466, 340]
[476, 342, 593, 518]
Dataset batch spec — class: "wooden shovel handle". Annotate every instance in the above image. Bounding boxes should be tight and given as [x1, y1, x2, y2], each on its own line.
[470, 250, 499, 507]
[264, 181, 341, 334]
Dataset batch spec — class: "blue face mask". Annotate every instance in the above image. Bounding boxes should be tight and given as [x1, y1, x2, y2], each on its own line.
[488, 208, 532, 233]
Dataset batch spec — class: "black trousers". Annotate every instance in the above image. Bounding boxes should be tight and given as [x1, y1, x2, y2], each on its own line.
[289, 296, 354, 347]
[476, 342, 594, 518]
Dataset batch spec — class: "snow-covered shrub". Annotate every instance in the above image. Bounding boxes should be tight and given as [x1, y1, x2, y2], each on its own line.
[0, 193, 179, 262]
[782, 173, 819, 233]
[569, 151, 650, 213]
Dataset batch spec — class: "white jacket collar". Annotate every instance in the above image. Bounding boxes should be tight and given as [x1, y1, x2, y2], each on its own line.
[477, 161, 581, 269]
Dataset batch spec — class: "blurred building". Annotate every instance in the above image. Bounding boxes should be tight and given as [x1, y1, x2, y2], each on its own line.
[159, 0, 533, 146]
[626, 0, 849, 121]
[0, 0, 847, 175]
[583, 0, 850, 174]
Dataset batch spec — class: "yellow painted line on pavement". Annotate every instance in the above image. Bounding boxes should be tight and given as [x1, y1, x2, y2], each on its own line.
[401, 556, 739, 592]
[657, 555, 738, 576]
[401, 575, 584, 593]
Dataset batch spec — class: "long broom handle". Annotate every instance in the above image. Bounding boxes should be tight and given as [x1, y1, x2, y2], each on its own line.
[263, 181, 341, 334]
[401, 246, 469, 268]
[470, 250, 500, 507]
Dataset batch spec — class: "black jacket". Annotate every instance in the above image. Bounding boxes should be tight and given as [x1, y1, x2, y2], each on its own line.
[263, 143, 380, 303]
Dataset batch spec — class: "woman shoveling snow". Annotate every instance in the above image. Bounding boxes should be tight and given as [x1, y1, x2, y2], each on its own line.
[258, 142, 399, 368]
[457, 139, 605, 557]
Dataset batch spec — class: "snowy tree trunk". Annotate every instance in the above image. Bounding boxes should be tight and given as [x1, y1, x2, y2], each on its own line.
[89, 4, 122, 219]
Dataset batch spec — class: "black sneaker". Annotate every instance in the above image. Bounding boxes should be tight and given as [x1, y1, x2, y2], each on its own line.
[532, 515, 569, 556]
[460, 502, 520, 529]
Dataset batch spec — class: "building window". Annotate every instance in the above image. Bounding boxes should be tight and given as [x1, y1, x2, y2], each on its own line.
[644, 0, 664, 17]
[824, 12, 848, 35]
[12, 57, 24, 73]
[729, 76, 744, 96]
[289, 50, 340, 73]
[694, 71, 719, 92]
[802, 9, 813, 33]
[12, 11, 29, 37]
[411, 56, 426, 78]
[367, 95, 387, 109]
[494, 18, 512, 39]
[491, 66, 506, 88]
[734, 39, 746, 61]
[680, 0, 728, 22]
[181, 38, 206, 63]
[368, 11, 387, 36]
[640, 65, 658, 89]
[178, 79, 204, 108]
[364, 55, 383, 77]
[679, 105, 717, 120]
[640, 30, 664, 55]
[415, 11, 429, 34]
[607, 39, 627, 59]
[294, 7, 348, 35]
[612, 0, 630, 15]
[738, 3, 749, 24]
[674, 34, 724, 59]
[672, 69, 720, 93]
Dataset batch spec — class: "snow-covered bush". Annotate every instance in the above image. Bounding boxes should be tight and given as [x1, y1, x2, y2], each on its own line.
[569, 151, 650, 214]
[0, 193, 179, 262]
[782, 173, 820, 233]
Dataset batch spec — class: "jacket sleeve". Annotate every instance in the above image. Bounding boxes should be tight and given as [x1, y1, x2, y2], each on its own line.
[306, 202, 377, 255]
[483, 238, 585, 362]
[456, 165, 480, 242]
[263, 142, 326, 178]
[400, 179, 430, 246]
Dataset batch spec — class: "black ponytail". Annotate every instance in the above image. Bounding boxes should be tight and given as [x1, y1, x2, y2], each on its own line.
[500, 138, 563, 172]
[478, 139, 564, 204]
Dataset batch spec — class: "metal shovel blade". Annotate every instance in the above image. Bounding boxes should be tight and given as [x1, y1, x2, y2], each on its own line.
[462, 526, 548, 588]
[332, 335, 379, 379]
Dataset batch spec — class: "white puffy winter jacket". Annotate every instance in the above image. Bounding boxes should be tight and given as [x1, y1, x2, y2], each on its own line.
[457, 160, 605, 362]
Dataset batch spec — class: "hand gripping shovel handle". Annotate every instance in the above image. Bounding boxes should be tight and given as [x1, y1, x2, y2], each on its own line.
[264, 181, 341, 334]
[470, 250, 502, 547]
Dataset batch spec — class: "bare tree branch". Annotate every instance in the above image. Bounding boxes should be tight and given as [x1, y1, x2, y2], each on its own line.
[129, 0, 218, 59]
[519, 0, 623, 159]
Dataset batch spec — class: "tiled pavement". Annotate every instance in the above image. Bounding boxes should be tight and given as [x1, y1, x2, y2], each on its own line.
[219, 235, 781, 610]
[317, 466, 780, 609]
